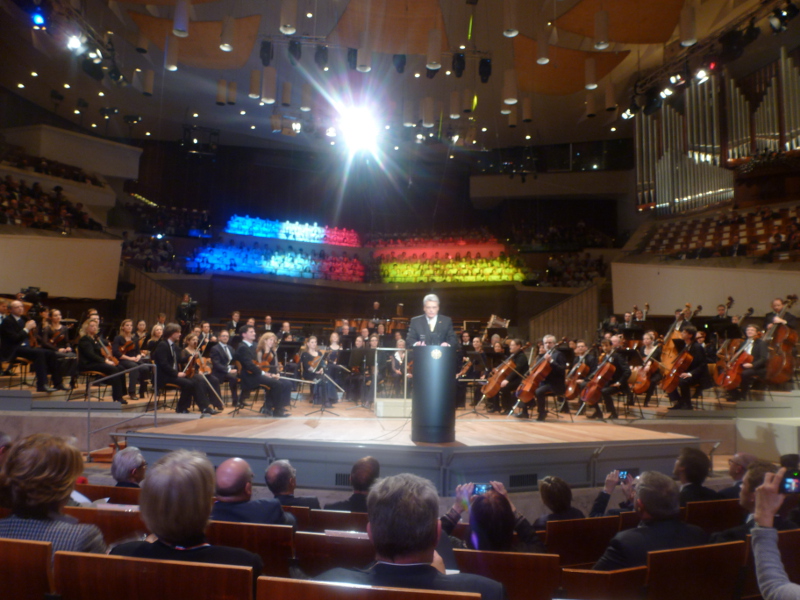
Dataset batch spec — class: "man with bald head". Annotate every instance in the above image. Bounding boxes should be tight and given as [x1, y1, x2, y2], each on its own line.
[325, 456, 381, 512]
[718, 452, 758, 499]
[265, 459, 321, 509]
[210, 457, 293, 526]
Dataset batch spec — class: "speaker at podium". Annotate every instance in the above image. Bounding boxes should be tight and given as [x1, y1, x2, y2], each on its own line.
[411, 345, 456, 443]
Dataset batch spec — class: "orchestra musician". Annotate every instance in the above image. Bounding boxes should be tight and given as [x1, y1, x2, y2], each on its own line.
[198, 321, 217, 351]
[152, 323, 216, 415]
[488, 338, 528, 414]
[235, 325, 289, 417]
[210, 329, 239, 406]
[764, 298, 797, 331]
[135, 320, 149, 349]
[226, 311, 241, 335]
[667, 326, 713, 411]
[181, 333, 223, 412]
[565, 339, 598, 411]
[518, 334, 567, 422]
[731, 324, 769, 401]
[112, 319, 148, 400]
[405, 294, 458, 347]
[456, 336, 488, 408]
[146, 324, 163, 354]
[301, 335, 339, 407]
[41, 308, 77, 390]
[586, 334, 630, 420]
[637, 332, 662, 407]
[328, 332, 345, 387]
[0, 300, 65, 393]
[346, 335, 366, 404]
[389, 339, 412, 395]
[256, 331, 294, 411]
[77, 319, 127, 404]
[261, 315, 277, 335]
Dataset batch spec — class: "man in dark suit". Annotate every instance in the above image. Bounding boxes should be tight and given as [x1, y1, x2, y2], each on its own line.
[764, 297, 797, 331]
[260, 315, 277, 335]
[209, 329, 239, 406]
[674, 447, 721, 506]
[593, 471, 708, 570]
[518, 335, 566, 421]
[314, 473, 506, 600]
[405, 294, 458, 348]
[152, 323, 214, 415]
[0, 300, 63, 392]
[265, 459, 321, 509]
[587, 334, 631, 420]
[492, 338, 529, 414]
[722, 234, 747, 257]
[325, 456, 380, 512]
[733, 324, 770, 401]
[226, 310, 241, 334]
[210, 457, 294, 526]
[667, 326, 713, 410]
[718, 452, 757, 499]
[234, 325, 288, 417]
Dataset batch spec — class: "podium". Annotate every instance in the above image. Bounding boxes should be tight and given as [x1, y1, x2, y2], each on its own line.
[411, 345, 456, 443]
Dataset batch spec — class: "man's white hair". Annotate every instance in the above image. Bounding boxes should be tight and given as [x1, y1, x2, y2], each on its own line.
[423, 294, 440, 305]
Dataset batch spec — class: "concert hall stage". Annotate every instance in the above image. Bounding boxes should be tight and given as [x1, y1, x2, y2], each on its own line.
[121, 414, 699, 494]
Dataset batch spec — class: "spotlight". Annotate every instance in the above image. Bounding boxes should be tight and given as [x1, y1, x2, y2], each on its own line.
[669, 73, 686, 86]
[393, 54, 406, 74]
[769, 1, 799, 32]
[347, 48, 358, 70]
[260, 41, 273, 66]
[742, 18, 761, 44]
[452, 53, 465, 78]
[339, 106, 379, 153]
[31, 7, 46, 29]
[659, 87, 673, 99]
[288, 40, 302, 63]
[314, 45, 328, 70]
[643, 88, 663, 116]
[99, 107, 119, 119]
[67, 35, 83, 52]
[81, 58, 105, 81]
[621, 108, 634, 120]
[478, 58, 492, 83]
[719, 29, 746, 62]
[123, 115, 142, 125]
[695, 69, 709, 84]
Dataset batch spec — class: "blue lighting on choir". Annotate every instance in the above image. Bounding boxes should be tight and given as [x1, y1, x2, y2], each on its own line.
[225, 215, 360, 247]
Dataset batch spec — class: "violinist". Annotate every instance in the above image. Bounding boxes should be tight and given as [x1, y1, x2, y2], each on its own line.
[346, 335, 367, 404]
[42, 308, 77, 390]
[764, 298, 797, 331]
[636, 332, 662, 407]
[198, 321, 217, 352]
[389, 339, 413, 395]
[227, 311, 241, 335]
[234, 325, 287, 417]
[730, 324, 768, 401]
[456, 337, 488, 408]
[301, 335, 338, 408]
[667, 326, 713, 411]
[77, 319, 127, 404]
[152, 323, 216, 415]
[256, 331, 293, 412]
[518, 335, 567, 422]
[210, 329, 239, 406]
[135, 320, 149, 350]
[695, 331, 717, 363]
[488, 338, 528, 414]
[568, 339, 598, 399]
[112, 319, 147, 401]
[586, 335, 630, 420]
[182, 333, 223, 412]
[328, 332, 345, 387]
[146, 324, 163, 354]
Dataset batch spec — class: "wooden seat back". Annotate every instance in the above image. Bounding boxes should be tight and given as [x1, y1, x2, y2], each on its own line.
[618, 511, 641, 531]
[645, 541, 746, 600]
[0, 538, 54, 600]
[294, 531, 375, 577]
[256, 575, 480, 600]
[76, 483, 141, 505]
[63, 505, 148, 545]
[453, 548, 560, 600]
[206, 520, 294, 577]
[54, 551, 253, 600]
[684, 499, 748, 534]
[310, 509, 369, 533]
[561, 566, 647, 600]
[546, 516, 620, 567]
[283, 504, 312, 531]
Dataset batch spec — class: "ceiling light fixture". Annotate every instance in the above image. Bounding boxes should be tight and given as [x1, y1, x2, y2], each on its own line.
[503, 0, 519, 37]
[172, 0, 190, 38]
[426, 29, 442, 69]
[220, 16, 234, 52]
[594, 10, 609, 50]
[585, 58, 597, 90]
[279, 0, 298, 35]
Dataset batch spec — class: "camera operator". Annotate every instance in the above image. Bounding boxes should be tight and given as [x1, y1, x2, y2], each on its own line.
[176, 293, 197, 336]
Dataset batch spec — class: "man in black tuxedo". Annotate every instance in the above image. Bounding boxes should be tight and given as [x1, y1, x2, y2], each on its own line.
[226, 311, 241, 334]
[0, 300, 63, 392]
[667, 326, 712, 410]
[210, 457, 294, 526]
[722, 234, 748, 257]
[764, 297, 797, 331]
[234, 325, 288, 417]
[587, 334, 630, 420]
[405, 294, 458, 348]
[325, 456, 380, 512]
[260, 315, 277, 335]
[314, 473, 506, 600]
[209, 329, 239, 406]
[491, 338, 529, 415]
[265, 459, 321, 509]
[152, 323, 214, 414]
[674, 447, 721, 505]
[593, 471, 708, 570]
[732, 324, 770, 400]
[518, 335, 566, 421]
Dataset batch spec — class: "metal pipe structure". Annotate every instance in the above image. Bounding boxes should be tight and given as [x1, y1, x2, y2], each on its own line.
[780, 47, 800, 151]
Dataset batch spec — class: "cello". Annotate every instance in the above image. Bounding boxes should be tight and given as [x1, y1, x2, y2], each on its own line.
[564, 346, 595, 400]
[715, 307, 752, 375]
[480, 343, 531, 400]
[660, 334, 694, 394]
[765, 295, 798, 385]
[580, 347, 617, 406]
[515, 338, 567, 404]
[715, 336, 756, 391]
[632, 339, 662, 395]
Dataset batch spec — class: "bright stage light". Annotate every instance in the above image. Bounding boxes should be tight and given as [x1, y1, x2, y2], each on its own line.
[339, 106, 379, 153]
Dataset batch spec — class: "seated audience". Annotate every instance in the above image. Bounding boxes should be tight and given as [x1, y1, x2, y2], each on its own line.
[325, 456, 380, 512]
[111, 446, 147, 488]
[593, 471, 708, 570]
[0, 431, 11, 460]
[0, 433, 106, 555]
[111, 450, 263, 582]
[533, 476, 585, 528]
[209, 457, 293, 526]
[264, 459, 321, 509]
[314, 473, 507, 600]
[719, 452, 758, 499]
[674, 447, 721, 506]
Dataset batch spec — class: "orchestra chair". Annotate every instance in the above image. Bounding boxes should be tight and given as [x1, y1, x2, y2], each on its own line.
[293, 531, 375, 577]
[644, 541, 746, 600]
[66, 349, 109, 402]
[615, 389, 643, 420]
[453, 548, 561, 600]
[684, 499, 748, 535]
[560, 566, 647, 600]
[0, 538, 54, 600]
[153, 382, 183, 412]
[3, 357, 35, 389]
[229, 360, 270, 417]
[63, 506, 148, 546]
[539, 392, 573, 422]
[206, 520, 294, 578]
[54, 551, 254, 600]
[75, 482, 141, 505]
[546, 516, 621, 567]
[256, 576, 480, 600]
[310, 509, 369, 533]
[618, 511, 641, 531]
[282, 505, 312, 531]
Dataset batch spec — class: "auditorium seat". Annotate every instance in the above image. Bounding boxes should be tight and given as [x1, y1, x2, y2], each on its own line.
[546, 516, 620, 567]
[206, 520, 294, 578]
[293, 531, 375, 577]
[560, 565, 647, 600]
[0, 538, 54, 600]
[283, 505, 312, 531]
[62, 505, 148, 545]
[310, 509, 369, 533]
[453, 548, 560, 600]
[683, 498, 748, 535]
[75, 482, 141, 505]
[256, 575, 480, 600]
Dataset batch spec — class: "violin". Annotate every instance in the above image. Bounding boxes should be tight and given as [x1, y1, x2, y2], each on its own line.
[765, 294, 798, 385]
[480, 343, 531, 398]
[98, 336, 118, 365]
[580, 348, 617, 406]
[120, 338, 137, 355]
[309, 348, 331, 373]
[28, 326, 39, 348]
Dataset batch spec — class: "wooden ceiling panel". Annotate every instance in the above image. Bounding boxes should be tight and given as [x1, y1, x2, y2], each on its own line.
[555, 0, 686, 45]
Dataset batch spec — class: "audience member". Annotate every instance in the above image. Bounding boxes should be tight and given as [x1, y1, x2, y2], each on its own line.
[325, 456, 380, 512]
[589, 470, 636, 517]
[593, 471, 708, 570]
[719, 452, 758, 499]
[264, 459, 321, 509]
[533, 476, 585, 528]
[674, 447, 721, 506]
[0, 431, 11, 460]
[209, 457, 293, 526]
[111, 446, 147, 488]
[0, 433, 106, 555]
[314, 473, 507, 600]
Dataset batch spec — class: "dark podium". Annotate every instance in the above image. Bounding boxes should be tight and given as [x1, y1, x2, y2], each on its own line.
[411, 345, 456, 443]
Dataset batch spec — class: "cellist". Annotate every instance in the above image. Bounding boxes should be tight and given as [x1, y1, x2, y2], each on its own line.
[517, 335, 567, 422]
[667, 326, 713, 411]
[636, 331, 662, 407]
[586, 334, 630, 420]
[730, 324, 768, 401]
[488, 338, 528, 414]
[764, 298, 797, 331]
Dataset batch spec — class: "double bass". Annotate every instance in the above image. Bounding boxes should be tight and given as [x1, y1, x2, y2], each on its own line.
[659, 304, 691, 371]
[765, 295, 798, 385]
[480, 343, 531, 399]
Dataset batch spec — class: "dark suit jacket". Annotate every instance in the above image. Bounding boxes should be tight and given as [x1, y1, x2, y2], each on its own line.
[234, 341, 263, 391]
[540, 348, 567, 392]
[210, 498, 293, 526]
[680, 342, 714, 389]
[764, 311, 798, 331]
[679, 483, 721, 506]
[593, 518, 709, 570]
[325, 493, 369, 513]
[152, 339, 181, 383]
[275, 494, 321, 509]
[0, 314, 29, 361]
[210, 342, 235, 378]
[709, 515, 798, 543]
[315, 562, 507, 600]
[503, 350, 531, 391]
[717, 481, 742, 500]
[114, 481, 140, 488]
[405, 314, 458, 347]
